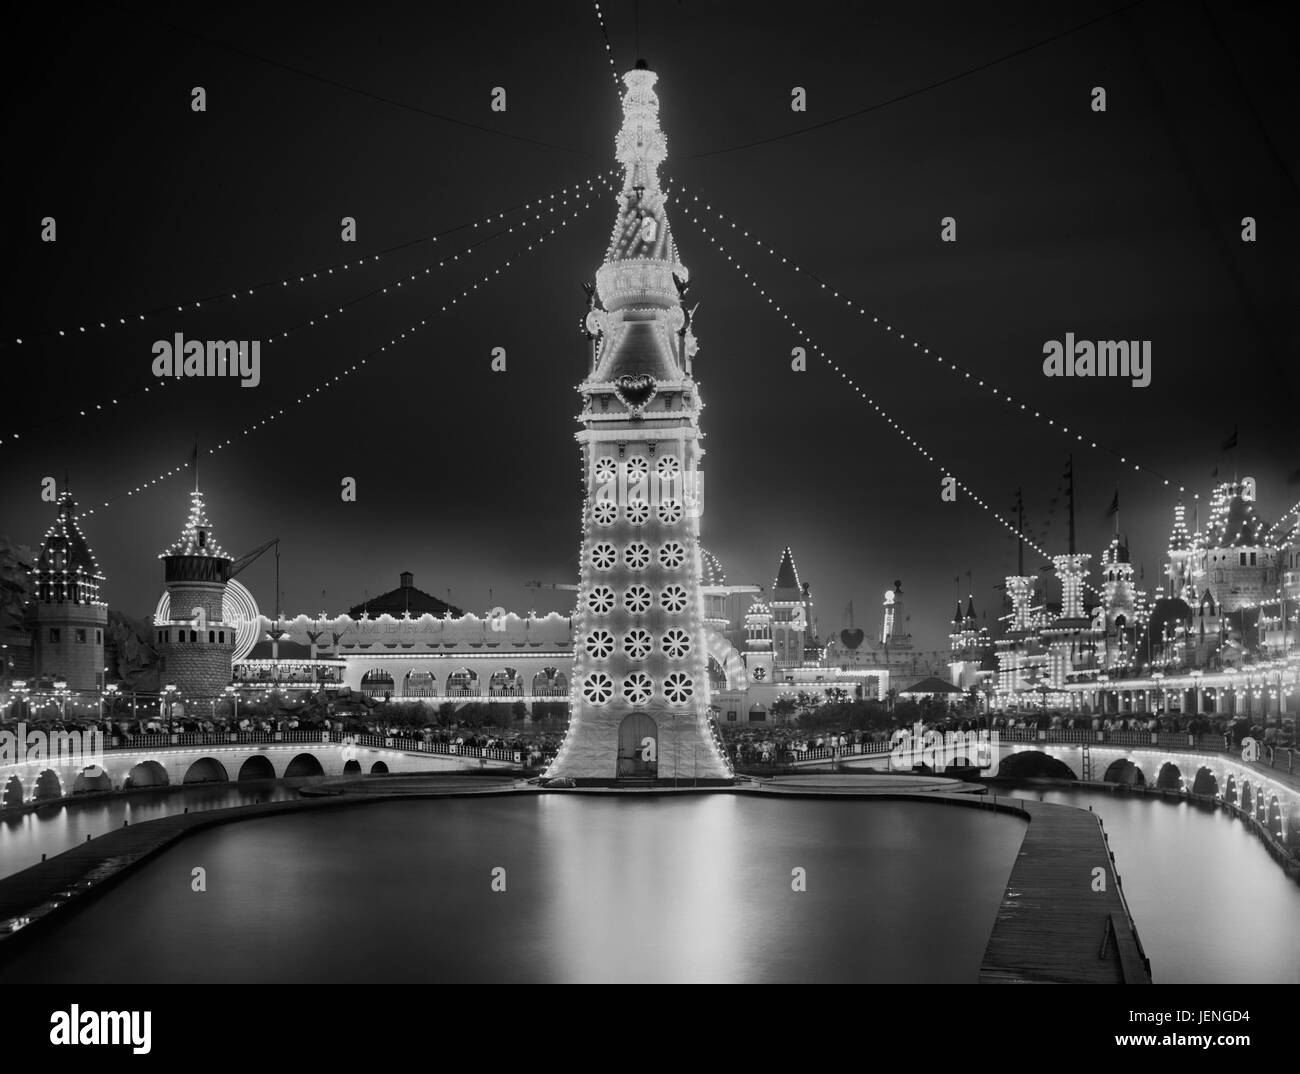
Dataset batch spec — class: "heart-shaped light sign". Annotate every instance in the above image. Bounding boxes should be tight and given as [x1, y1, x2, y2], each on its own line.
[613, 373, 658, 417]
[840, 628, 865, 650]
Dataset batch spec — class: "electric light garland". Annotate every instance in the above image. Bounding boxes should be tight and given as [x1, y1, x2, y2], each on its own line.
[676, 202, 1107, 600]
[78, 192, 608, 516]
[1265, 499, 1300, 542]
[159, 489, 229, 558]
[2, 171, 617, 448]
[675, 182, 1188, 495]
[31, 491, 108, 606]
[590, 1, 624, 97]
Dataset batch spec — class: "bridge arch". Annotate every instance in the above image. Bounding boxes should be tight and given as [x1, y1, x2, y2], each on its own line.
[72, 765, 112, 794]
[284, 753, 325, 778]
[343, 759, 362, 774]
[1266, 795, 1283, 838]
[183, 757, 230, 784]
[3, 774, 23, 807]
[237, 755, 276, 781]
[370, 760, 389, 775]
[1103, 758, 1145, 786]
[33, 769, 63, 801]
[125, 760, 169, 789]
[998, 750, 1076, 779]
[1191, 766, 1219, 797]
[1155, 762, 1184, 791]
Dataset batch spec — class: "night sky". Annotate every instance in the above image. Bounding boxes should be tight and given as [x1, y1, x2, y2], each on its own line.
[2, 0, 1297, 650]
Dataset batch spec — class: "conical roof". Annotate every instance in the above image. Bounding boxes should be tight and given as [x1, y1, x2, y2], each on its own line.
[590, 66, 691, 385]
[159, 489, 230, 560]
[1205, 487, 1267, 548]
[772, 547, 802, 597]
[33, 490, 106, 604]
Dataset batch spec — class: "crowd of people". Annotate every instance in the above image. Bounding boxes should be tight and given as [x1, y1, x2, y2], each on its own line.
[717, 707, 1289, 768]
[4, 696, 1288, 777]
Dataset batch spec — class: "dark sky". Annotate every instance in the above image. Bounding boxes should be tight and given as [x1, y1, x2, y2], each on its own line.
[2, 0, 1297, 650]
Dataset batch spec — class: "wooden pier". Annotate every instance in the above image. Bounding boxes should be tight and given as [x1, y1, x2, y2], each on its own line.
[980, 798, 1151, 984]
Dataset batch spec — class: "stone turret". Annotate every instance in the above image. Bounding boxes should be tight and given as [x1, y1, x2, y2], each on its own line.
[31, 489, 108, 691]
[155, 488, 236, 702]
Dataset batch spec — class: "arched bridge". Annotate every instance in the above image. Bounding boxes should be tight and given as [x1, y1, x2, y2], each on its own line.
[1, 730, 522, 806]
[783, 729, 1300, 849]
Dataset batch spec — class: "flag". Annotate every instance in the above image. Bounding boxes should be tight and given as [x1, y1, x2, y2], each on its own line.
[1221, 426, 1238, 451]
[1106, 490, 1119, 518]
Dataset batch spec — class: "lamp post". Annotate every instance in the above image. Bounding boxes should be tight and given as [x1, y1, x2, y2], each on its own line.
[53, 680, 69, 720]
[102, 682, 119, 724]
[224, 684, 239, 724]
[11, 679, 29, 721]
[162, 684, 179, 722]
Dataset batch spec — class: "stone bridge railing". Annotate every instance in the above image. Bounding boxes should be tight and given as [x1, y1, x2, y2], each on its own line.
[747, 729, 1298, 782]
[102, 729, 525, 764]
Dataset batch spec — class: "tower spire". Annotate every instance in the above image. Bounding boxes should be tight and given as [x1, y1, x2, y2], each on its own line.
[550, 65, 729, 783]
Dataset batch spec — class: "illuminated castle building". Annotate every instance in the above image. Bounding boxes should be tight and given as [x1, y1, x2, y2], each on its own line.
[982, 475, 1298, 713]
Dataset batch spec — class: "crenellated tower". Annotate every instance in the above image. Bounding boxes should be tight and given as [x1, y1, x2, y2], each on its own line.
[548, 64, 731, 782]
[155, 488, 236, 702]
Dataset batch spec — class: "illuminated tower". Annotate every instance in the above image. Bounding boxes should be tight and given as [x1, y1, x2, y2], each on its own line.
[1046, 554, 1091, 688]
[770, 547, 810, 667]
[743, 599, 775, 685]
[31, 489, 108, 691]
[1166, 501, 1192, 600]
[880, 580, 909, 647]
[156, 488, 236, 702]
[548, 63, 731, 783]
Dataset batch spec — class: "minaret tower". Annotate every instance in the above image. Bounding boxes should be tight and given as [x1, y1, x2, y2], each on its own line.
[156, 487, 236, 704]
[548, 63, 731, 782]
[31, 487, 108, 691]
[1166, 501, 1192, 600]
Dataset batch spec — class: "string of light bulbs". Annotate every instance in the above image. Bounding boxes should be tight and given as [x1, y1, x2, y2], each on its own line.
[674, 182, 1188, 496]
[675, 199, 1102, 595]
[9, 170, 613, 351]
[1265, 498, 1300, 542]
[590, 1, 624, 97]
[79, 193, 605, 518]
[3, 171, 616, 448]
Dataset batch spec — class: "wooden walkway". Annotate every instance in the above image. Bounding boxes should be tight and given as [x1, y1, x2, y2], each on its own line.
[980, 799, 1151, 984]
[0, 776, 525, 955]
